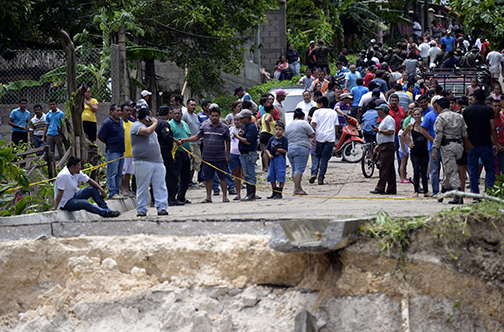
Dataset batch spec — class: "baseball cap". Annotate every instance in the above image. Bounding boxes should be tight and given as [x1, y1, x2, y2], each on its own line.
[309, 40, 315, 44]
[141, 90, 152, 97]
[340, 93, 353, 99]
[276, 89, 289, 96]
[234, 86, 244, 96]
[431, 95, 442, 104]
[430, 41, 436, 46]
[237, 109, 253, 118]
[370, 39, 376, 43]
[124, 99, 135, 106]
[376, 104, 389, 111]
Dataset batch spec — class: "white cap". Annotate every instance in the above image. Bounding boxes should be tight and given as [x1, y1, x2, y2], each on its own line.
[141, 90, 152, 97]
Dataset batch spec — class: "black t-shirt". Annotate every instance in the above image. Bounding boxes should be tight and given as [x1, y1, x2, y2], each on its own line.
[239, 122, 258, 153]
[463, 102, 494, 146]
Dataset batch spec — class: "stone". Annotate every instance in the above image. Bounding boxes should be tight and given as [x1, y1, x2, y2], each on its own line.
[101, 257, 118, 271]
[131, 266, 147, 279]
[294, 310, 318, 332]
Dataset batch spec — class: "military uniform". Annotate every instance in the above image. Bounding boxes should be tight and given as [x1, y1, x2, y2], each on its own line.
[432, 109, 467, 201]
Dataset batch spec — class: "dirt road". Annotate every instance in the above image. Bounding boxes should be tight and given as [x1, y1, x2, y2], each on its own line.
[121, 156, 453, 221]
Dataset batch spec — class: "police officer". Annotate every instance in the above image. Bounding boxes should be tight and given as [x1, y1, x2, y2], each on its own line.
[431, 97, 467, 204]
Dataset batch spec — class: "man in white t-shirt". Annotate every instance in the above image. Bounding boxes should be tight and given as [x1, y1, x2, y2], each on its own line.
[52, 156, 120, 217]
[309, 96, 339, 185]
[428, 41, 442, 69]
[296, 90, 316, 119]
[486, 50, 504, 80]
[370, 104, 397, 195]
[418, 37, 430, 66]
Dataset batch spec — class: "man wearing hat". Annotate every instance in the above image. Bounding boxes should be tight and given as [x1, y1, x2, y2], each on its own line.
[335, 92, 353, 125]
[309, 40, 333, 70]
[370, 104, 397, 194]
[233, 109, 259, 201]
[305, 41, 317, 69]
[135, 90, 152, 112]
[440, 30, 455, 52]
[274, 89, 289, 125]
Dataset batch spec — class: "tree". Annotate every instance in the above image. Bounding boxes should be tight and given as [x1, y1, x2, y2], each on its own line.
[449, 0, 504, 50]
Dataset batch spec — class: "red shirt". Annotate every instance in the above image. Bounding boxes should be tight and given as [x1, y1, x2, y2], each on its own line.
[388, 105, 406, 133]
[364, 73, 375, 87]
[495, 112, 504, 146]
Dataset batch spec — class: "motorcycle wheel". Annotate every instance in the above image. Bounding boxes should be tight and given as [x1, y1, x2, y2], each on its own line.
[342, 141, 365, 163]
[361, 145, 375, 178]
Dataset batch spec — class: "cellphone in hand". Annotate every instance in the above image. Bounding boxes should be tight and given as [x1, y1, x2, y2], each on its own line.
[145, 116, 151, 123]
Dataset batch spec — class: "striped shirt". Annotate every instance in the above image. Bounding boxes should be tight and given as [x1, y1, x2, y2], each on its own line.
[29, 113, 46, 136]
[196, 121, 230, 161]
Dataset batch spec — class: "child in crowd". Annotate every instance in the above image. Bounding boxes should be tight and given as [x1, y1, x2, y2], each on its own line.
[465, 78, 480, 97]
[266, 122, 288, 199]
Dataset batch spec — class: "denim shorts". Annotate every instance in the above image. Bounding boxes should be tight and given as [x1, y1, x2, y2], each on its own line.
[267, 155, 286, 183]
[287, 145, 310, 176]
[201, 160, 227, 180]
[229, 154, 242, 170]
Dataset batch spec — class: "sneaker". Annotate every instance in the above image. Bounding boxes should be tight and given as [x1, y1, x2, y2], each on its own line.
[168, 200, 185, 206]
[137, 211, 147, 217]
[158, 209, 169, 216]
[105, 210, 121, 218]
[228, 189, 237, 195]
[309, 175, 317, 184]
[213, 191, 220, 196]
[399, 179, 410, 184]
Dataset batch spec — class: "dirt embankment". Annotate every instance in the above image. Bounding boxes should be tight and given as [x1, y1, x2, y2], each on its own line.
[1, 214, 504, 331]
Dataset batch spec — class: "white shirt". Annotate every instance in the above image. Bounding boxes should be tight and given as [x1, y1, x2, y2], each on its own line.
[413, 21, 422, 35]
[377, 115, 396, 145]
[476, 38, 483, 51]
[358, 91, 386, 107]
[296, 100, 316, 120]
[419, 42, 430, 58]
[428, 46, 442, 66]
[54, 166, 90, 209]
[312, 108, 339, 143]
[487, 51, 504, 73]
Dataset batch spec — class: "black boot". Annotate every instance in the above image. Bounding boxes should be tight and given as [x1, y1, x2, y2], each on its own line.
[449, 188, 464, 204]
[273, 187, 283, 199]
[267, 187, 277, 199]
[240, 184, 256, 201]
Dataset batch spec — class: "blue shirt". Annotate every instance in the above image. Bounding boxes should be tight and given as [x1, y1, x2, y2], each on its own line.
[45, 109, 65, 136]
[198, 112, 209, 124]
[240, 93, 252, 102]
[266, 136, 288, 157]
[422, 105, 433, 117]
[9, 108, 30, 133]
[345, 72, 361, 91]
[440, 36, 455, 52]
[351, 86, 369, 106]
[421, 111, 440, 150]
[239, 122, 258, 153]
[372, 78, 388, 93]
[362, 109, 379, 134]
[97, 116, 125, 153]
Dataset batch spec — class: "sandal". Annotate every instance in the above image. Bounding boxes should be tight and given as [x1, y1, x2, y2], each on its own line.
[412, 193, 418, 197]
[201, 198, 213, 203]
[233, 196, 241, 200]
[294, 191, 308, 195]
[222, 197, 230, 203]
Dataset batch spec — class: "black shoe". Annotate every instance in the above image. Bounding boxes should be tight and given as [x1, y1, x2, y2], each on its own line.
[228, 189, 237, 195]
[105, 210, 121, 218]
[309, 175, 317, 184]
[158, 209, 169, 215]
[318, 178, 324, 185]
[213, 191, 220, 196]
[168, 200, 185, 206]
[267, 188, 278, 199]
[241, 184, 256, 201]
[273, 188, 283, 199]
[137, 211, 147, 217]
[370, 190, 384, 195]
[448, 197, 464, 205]
[384, 191, 397, 195]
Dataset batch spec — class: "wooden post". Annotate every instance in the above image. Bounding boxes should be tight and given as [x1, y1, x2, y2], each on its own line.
[118, 25, 128, 103]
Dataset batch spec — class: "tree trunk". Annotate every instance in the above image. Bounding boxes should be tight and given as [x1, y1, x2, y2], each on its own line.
[60, 30, 89, 162]
[145, 58, 157, 113]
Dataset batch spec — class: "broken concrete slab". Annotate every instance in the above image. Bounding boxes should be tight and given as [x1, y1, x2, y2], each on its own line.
[269, 217, 374, 252]
[294, 310, 318, 332]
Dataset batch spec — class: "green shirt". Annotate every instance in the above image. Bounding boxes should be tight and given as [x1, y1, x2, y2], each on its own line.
[169, 119, 191, 152]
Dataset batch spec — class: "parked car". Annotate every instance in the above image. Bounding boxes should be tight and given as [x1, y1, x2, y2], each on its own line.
[268, 87, 306, 127]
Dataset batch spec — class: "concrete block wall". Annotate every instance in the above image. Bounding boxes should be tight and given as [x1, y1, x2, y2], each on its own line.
[260, 2, 287, 74]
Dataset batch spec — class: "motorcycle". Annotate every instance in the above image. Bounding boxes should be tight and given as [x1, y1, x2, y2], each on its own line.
[332, 114, 366, 163]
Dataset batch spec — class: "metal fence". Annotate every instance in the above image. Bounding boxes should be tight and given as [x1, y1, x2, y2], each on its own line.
[0, 48, 112, 105]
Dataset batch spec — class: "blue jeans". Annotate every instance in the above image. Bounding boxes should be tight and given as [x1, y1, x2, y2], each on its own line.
[106, 151, 124, 198]
[63, 186, 111, 217]
[429, 149, 441, 194]
[311, 141, 333, 180]
[133, 160, 168, 213]
[240, 151, 257, 184]
[287, 145, 310, 176]
[33, 135, 46, 148]
[174, 151, 191, 201]
[290, 61, 300, 76]
[468, 146, 495, 193]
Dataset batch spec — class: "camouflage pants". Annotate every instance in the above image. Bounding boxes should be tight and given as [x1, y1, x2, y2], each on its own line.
[440, 142, 464, 190]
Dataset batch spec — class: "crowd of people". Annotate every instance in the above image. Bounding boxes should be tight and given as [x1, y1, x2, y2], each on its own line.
[7, 21, 504, 217]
